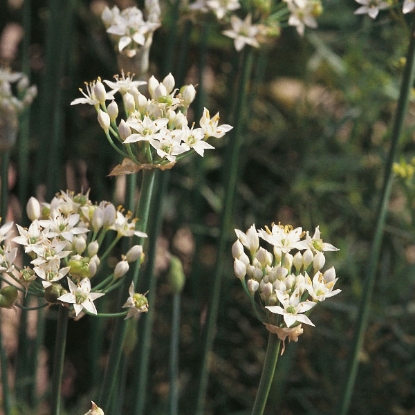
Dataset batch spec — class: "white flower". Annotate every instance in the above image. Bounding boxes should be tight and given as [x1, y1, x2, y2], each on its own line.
[58, 277, 105, 316]
[0, 244, 18, 273]
[306, 268, 341, 302]
[150, 131, 188, 162]
[266, 287, 316, 327]
[84, 401, 105, 415]
[285, 0, 319, 36]
[354, 0, 389, 19]
[206, 0, 240, 19]
[124, 116, 169, 143]
[235, 224, 260, 255]
[199, 107, 233, 139]
[70, 79, 116, 107]
[174, 126, 214, 156]
[0, 221, 14, 243]
[39, 213, 89, 242]
[122, 282, 149, 319]
[34, 257, 70, 288]
[13, 221, 47, 254]
[257, 224, 308, 253]
[304, 226, 339, 253]
[223, 14, 260, 51]
[103, 72, 147, 95]
[403, 0, 415, 13]
[110, 211, 148, 239]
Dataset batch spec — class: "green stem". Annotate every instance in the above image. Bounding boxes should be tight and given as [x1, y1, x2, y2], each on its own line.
[168, 292, 181, 415]
[195, 47, 254, 415]
[336, 15, 415, 415]
[50, 305, 69, 415]
[251, 333, 281, 415]
[0, 311, 11, 415]
[97, 169, 155, 411]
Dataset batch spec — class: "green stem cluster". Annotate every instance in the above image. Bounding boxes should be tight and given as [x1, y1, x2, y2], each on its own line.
[336, 15, 415, 415]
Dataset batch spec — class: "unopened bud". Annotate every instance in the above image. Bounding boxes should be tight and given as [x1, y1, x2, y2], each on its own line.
[45, 284, 67, 304]
[313, 251, 325, 272]
[303, 249, 313, 268]
[148, 75, 159, 97]
[73, 236, 86, 255]
[84, 401, 105, 415]
[88, 241, 99, 257]
[114, 260, 129, 279]
[94, 80, 107, 104]
[154, 83, 167, 99]
[107, 101, 119, 122]
[118, 120, 132, 141]
[232, 239, 244, 259]
[163, 73, 175, 94]
[293, 251, 303, 272]
[97, 110, 110, 132]
[234, 258, 247, 280]
[0, 286, 18, 308]
[181, 84, 196, 107]
[167, 255, 186, 294]
[123, 92, 136, 113]
[247, 279, 259, 294]
[125, 245, 143, 262]
[26, 196, 41, 221]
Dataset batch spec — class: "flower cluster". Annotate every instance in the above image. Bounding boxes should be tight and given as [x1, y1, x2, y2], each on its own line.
[71, 72, 232, 175]
[186, 0, 322, 51]
[0, 191, 148, 319]
[101, 2, 161, 58]
[0, 67, 37, 151]
[354, 0, 415, 19]
[232, 223, 340, 347]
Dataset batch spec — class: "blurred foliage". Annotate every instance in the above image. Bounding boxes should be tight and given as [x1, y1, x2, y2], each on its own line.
[2, 0, 415, 414]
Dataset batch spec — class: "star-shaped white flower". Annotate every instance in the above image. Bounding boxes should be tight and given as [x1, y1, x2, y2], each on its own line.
[223, 14, 260, 51]
[206, 0, 240, 19]
[354, 0, 389, 19]
[304, 226, 339, 253]
[285, 0, 318, 36]
[266, 287, 316, 327]
[258, 224, 308, 254]
[199, 107, 233, 139]
[124, 116, 169, 143]
[58, 277, 105, 316]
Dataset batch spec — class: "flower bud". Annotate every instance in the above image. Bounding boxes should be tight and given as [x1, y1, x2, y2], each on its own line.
[154, 83, 167, 99]
[303, 249, 313, 268]
[103, 203, 117, 227]
[0, 286, 18, 308]
[232, 239, 244, 259]
[234, 258, 247, 280]
[276, 265, 288, 280]
[256, 247, 272, 267]
[26, 196, 41, 221]
[73, 236, 86, 255]
[92, 208, 104, 231]
[262, 282, 273, 298]
[163, 73, 175, 94]
[88, 241, 99, 257]
[323, 266, 336, 283]
[118, 119, 132, 141]
[125, 245, 143, 262]
[293, 251, 303, 272]
[45, 284, 67, 304]
[68, 258, 90, 279]
[94, 80, 107, 104]
[88, 259, 98, 278]
[247, 279, 259, 294]
[107, 100, 119, 122]
[313, 251, 325, 272]
[97, 110, 110, 132]
[84, 401, 105, 415]
[123, 92, 136, 113]
[283, 253, 293, 271]
[181, 84, 196, 107]
[148, 76, 159, 97]
[114, 260, 129, 279]
[167, 255, 186, 294]
[273, 247, 282, 264]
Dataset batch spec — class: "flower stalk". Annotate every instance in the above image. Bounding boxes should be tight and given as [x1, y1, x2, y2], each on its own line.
[336, 14, 415, 415]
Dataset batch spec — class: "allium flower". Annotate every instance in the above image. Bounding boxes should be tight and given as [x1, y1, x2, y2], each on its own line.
[232, 223, 340, 346]
[199, 107, 233, 139]
[223, 14, 260, 51]
[354, 0, 389, 19]
[403, 0, 415, 13]
[0, 221, 14, 243]
[206, 0, 241, 19]
[58, 277, 105, 316]
[84, 401, 104, 415]
[101, 5, 160, 57]
[122, 282, 149, 319]
[285, 0, 321, 36]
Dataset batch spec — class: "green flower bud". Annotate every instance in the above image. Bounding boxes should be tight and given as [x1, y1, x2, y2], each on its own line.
[167, 255, 185, 294]
[68, 258, 91, 279]
[0, 286, 18, 308]
[45, 284, 67, 304]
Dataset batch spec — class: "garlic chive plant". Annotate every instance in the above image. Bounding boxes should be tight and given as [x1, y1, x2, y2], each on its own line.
[71, 72, 232, 175]
[0, 190, 149, 318]
[233, 223, 340, 414]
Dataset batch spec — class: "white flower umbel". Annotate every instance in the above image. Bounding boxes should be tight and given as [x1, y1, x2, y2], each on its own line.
[354, 0, 389, 19]
[232, 223, 340, 342]
[58, 277, 105, 316]
[71, 73, 233, 174]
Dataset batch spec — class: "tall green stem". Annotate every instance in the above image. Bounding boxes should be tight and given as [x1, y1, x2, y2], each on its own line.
[251, 333, 281, 415]
[0, 150, 11, 415]
[97, 168, 155, 412]
[195, 47, 254, 415]
[336, 16, 415, 415]
[50, 305, 69, 415]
